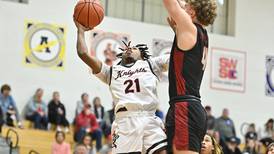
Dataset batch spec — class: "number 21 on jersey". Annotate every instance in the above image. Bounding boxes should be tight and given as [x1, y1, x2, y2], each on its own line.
[124, 79, 140, 94]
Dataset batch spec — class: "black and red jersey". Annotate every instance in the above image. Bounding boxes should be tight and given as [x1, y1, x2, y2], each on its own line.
[168, 23, 209, 99]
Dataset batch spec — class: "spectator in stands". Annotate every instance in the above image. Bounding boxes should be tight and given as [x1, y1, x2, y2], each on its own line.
[93, 97, 104, 124]
[259, 119, 274, 148]
[242, 132, 260, 154]
[201, 134, 223, 154]
[215, 108, 236, 146]
[74, 144, 88, 154]
[75, 93, 93, 117]
[93, 97, 111, 139]
[52, 131, 71, 154]
[0, 84, 22, 128]
[261, 119, 274, 139]
[25, 88, 48, 130]
[222, 136, 241, 154]
[75, 104, 102, 151]
[205, 105, 216, 135]
[267, 142, 274, 154]
[48, 91, 70, 132]
[245, 123, 258, 139]
[82, 134, 96, 154]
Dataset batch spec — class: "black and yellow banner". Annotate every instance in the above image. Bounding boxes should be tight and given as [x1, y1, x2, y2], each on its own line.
[23, 20, 66, 69]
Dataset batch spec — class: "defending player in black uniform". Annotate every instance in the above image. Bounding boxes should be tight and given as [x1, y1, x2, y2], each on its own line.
[162, 0, 217, 154]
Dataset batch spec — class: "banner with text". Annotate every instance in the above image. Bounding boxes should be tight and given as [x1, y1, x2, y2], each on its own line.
[210, 48, 246, 93]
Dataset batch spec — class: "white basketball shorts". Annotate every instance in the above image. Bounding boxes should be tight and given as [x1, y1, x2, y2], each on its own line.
[111, 111, 167, 154]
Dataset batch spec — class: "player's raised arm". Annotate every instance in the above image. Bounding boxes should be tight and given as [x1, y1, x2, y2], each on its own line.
[162, 0, 197, 51]
[75, 21, 102, 74]
[151, 54, 170, 72]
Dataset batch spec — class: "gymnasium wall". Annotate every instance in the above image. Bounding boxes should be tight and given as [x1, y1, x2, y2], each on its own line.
[0, 0, 273, 137]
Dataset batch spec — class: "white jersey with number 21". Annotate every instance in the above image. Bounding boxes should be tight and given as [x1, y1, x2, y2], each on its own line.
[95, 55, 169, 112]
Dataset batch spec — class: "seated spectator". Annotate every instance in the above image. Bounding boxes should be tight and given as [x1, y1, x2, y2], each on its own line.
[222, 136, 241, 154]
[245, 123, 258, 139]
[215, 108, 236, 147]
[74, 104, 102, 151]
[82, 134, 96, 154]
[93, 97, 111, 138]
[75, 93, 93, 117]
[0, 84, 22, 128]
[267, 142, 274, 154]
[25, 88, 48, 130]
[74, 144, 88, 154]
[261, 119, 274, 139]
[93, 97, 104, 124]
[51, 131, 71, 154]
[48, 91, 69, 132]
[205, 105, 216, 135]
[242, 132, 261, 154]
[201, 133, 223, 154]
[259, 119, 274, 147]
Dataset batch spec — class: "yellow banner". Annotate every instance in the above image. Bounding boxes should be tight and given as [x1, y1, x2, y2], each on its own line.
[23, 20, 66, 70]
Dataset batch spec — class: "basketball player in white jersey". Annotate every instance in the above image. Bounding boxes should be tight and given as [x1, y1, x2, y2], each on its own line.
[74, 21, 169, 154]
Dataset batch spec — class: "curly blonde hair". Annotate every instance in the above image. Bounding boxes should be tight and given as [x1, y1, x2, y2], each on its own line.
[185, 0, 218, 26]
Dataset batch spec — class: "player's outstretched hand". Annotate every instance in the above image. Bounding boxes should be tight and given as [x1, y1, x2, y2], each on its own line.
[74, 19, 92, 32]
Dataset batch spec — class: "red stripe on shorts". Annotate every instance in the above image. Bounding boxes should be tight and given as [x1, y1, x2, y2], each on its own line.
[173, 102, 189, 150]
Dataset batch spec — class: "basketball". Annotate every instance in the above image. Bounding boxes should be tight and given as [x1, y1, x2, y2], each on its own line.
[73, 0, 104, 29]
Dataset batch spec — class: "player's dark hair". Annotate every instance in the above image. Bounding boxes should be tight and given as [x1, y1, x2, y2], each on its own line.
[116, 41, 151, 60]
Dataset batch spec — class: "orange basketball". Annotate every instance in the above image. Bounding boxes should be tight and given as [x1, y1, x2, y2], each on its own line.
[73, 0, 104, 29]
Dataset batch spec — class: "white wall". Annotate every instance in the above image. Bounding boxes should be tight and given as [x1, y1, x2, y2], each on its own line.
[0, 0, 273, 138]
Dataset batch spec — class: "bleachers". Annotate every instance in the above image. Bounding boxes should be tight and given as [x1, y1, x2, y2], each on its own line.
[1, 121, 75, 154]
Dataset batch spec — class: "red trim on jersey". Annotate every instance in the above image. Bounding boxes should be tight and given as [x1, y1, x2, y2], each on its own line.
[173, 102, 189, 150]
[173, 48, 186, 95]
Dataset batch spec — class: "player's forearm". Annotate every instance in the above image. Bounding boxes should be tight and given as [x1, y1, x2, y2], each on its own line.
[163, 0, 182, 21]
[77, 30, 88, 55]
[163, 0, 193, 29]
[76, 30, 102, 74]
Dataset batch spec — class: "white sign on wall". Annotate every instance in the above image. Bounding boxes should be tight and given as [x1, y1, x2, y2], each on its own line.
[210, 48, 246, 93]
[23, 21, 66, 69]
